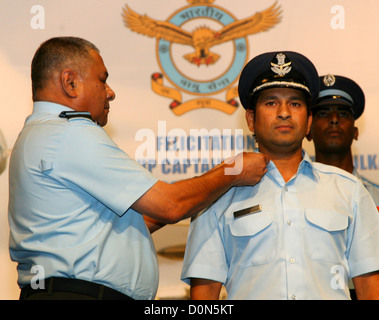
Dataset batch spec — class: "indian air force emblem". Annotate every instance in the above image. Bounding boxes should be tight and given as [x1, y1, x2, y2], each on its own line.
[122, 0, 281, 115]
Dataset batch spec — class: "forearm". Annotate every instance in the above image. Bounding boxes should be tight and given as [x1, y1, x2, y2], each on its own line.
[353, 271, 379, 300]
[190, 278, 223, 300]
[143, 215, 166, 233]
[168, 165, 237, 220]
[133, 152, 269, 224]
[142, 166, 232, 232]
[144, 161, 240, 223]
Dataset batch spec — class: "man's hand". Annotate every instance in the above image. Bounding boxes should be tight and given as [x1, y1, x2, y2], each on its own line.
[224, 152, 270, 186]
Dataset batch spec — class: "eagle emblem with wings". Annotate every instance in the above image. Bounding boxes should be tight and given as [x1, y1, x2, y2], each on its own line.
[121, 1, 282, 115]
[122, 1, 281, 67]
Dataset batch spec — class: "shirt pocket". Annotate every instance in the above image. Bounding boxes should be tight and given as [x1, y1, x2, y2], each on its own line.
[228, 211, 276, 267]
[304, 209, 349, 263]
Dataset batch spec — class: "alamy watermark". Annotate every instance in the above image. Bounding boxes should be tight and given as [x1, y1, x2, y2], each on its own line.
[28, 263, 347, 294]
[30, 5, 346, 31]
[134, 121, 246, 175]
[330, 5, 345, 30]
[330, 264, 347, 290]
[30, 265, 45, 289]
[30, 5, 45, 30]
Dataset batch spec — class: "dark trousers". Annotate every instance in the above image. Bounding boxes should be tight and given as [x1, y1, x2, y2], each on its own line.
[20, 277, 133, 300]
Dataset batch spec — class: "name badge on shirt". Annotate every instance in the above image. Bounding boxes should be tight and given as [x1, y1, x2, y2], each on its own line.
[233, 204, 262, 219]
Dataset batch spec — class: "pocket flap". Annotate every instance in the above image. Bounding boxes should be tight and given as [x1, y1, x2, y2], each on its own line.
[230, 212, 273, 237]
[305, 209, 348, 231]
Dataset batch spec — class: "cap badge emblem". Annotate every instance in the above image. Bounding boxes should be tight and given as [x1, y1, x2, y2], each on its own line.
[271, 53, 292, 76]
[323, 74, 336, 87]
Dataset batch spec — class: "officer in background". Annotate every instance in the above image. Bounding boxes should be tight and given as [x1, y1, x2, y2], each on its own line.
[308, 75, 379, 210]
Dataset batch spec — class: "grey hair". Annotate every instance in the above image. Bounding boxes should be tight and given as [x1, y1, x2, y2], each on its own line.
[31, 37, 99, 100]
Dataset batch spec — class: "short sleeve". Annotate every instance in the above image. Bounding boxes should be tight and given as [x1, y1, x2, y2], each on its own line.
[347, 182, 379, 277]
[50, 122, 158, 216]
[181, 206, 228, 284]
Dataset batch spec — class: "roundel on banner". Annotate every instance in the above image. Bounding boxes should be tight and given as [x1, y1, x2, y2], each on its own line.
[122, 0, 282, 115]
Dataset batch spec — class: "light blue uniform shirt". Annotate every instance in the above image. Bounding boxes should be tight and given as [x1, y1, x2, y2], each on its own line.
[9, 102, 159, 299]
[181, 152, 379, 300]
[353, 168, 379, 210]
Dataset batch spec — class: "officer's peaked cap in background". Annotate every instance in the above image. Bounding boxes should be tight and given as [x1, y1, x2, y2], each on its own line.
[312, 75, 365, 120]
[238, 51, 319, 110]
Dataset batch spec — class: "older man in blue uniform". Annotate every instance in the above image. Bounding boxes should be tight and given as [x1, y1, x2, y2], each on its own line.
[8, 37, 269, 300]
[181, 51, 379, 299]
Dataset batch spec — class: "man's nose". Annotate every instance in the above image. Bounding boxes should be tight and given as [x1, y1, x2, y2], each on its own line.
[329, 112, 339, 125]
[277, 103, 291, 120]
[106, 84, 116, 101]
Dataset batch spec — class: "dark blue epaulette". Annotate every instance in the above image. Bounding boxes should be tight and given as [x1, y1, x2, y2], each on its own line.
[59, 111, 93, 121]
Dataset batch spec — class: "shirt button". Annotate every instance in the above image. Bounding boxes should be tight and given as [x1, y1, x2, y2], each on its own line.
[291, 295, 296, 300]
[289, 257, 295, 264]
[287, 220, 292, 226]
[284, 186, 288, 191]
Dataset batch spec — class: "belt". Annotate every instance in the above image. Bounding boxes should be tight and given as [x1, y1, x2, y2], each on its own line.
[20, 277, 133, 300]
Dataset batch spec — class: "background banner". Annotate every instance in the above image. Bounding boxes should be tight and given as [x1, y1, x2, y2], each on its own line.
[1, 0, 378, 299]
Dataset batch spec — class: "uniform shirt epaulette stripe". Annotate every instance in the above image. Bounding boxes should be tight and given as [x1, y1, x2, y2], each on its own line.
[59, 111, 93, 121]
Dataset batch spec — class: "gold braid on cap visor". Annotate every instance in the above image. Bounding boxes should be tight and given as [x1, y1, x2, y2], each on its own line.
[251, 81, 311, 95]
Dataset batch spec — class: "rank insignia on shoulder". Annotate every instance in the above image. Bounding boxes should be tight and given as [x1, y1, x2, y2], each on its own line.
[234, 204, 262, 218]
[59, 111, 93, 121]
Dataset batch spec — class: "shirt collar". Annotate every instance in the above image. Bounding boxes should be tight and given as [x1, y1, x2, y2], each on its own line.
[352, 167, 360, 179]
[299, 151, 319, 181]
[32, 101, 74, 114]
[255, 149, 319, 184]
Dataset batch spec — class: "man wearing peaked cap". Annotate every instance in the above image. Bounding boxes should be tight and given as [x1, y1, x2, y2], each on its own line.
[238, 51, 320, 110]
[312, 74, 365, 119]
[182, 51, 379, 300]
[308, 75, 379, 211]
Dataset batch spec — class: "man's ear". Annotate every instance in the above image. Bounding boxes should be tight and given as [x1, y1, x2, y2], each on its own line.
[61, 69, 78, 98]
[353, 126, 359, 141]
[245, 108, 255, 133]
